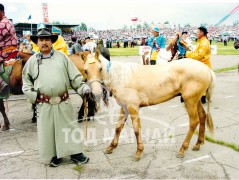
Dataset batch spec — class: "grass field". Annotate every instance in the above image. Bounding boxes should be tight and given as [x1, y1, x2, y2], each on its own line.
[109, 41, 239, 56]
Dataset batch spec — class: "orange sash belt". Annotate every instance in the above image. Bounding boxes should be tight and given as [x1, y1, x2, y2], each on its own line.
[0, 46, 17, 53]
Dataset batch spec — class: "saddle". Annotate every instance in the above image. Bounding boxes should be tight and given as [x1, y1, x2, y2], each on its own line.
[0, 51, 19, 99]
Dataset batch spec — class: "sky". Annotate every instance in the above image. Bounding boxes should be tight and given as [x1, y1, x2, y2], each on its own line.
[1, 0, 239, 30]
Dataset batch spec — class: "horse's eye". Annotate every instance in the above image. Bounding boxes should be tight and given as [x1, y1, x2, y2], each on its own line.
[85, 70, 87, 74]
[100, 67, 102, 71]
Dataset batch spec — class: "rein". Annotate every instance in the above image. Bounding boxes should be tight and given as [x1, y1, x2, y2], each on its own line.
[158, 55, 173, 62]
[87, 79, 103, 86]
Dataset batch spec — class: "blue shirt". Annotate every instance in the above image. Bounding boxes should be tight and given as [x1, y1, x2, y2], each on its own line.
[147, 35, 166, 51]
[177, 38, 187, 56]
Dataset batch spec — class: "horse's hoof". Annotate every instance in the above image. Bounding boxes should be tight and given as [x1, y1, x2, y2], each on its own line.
[2, 124, 10, 131]
[192, 144, 200, 151]
[176, 152, 184, 158]
[105, 146, 114, 154]
[133, 154, 141, 161]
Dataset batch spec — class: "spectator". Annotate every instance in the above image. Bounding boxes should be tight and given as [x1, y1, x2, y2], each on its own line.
[71, 36, 82, 54]
[131, 37, 134, 48]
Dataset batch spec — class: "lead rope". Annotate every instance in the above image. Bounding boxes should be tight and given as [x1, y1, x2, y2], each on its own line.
[84, 94, 88, 149]
[83, 94, 94, 152]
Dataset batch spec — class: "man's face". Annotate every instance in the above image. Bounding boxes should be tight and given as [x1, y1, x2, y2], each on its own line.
[182, 33, 188, 40]
[85, 38, 90, 43]
[197, 29, 204, 39]
[26, 35, 31, 41]
[37, 37, 52, 53]
[152, 30, 159, 37]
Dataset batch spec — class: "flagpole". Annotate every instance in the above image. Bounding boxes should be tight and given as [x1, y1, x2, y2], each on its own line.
[31, 21, 32, 34]
[28, 15, 32, 34]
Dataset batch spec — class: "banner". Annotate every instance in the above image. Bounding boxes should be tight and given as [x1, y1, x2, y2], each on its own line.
[42, 3, 49, 24]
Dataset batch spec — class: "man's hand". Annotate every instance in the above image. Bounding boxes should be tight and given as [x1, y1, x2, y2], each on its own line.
[82, 84, 91, 95]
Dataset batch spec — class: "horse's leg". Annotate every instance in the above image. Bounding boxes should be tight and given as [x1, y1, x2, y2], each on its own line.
[192, 101, 206, 151]
[146, 57, 149, 65]
[105, 107, 128, 154]
[142, 55, 146, 65]
[128, 105, 144, 160]
[0, 99, 10, 131]
[177, 98, 200, 158]
[31, 104, 37, 123]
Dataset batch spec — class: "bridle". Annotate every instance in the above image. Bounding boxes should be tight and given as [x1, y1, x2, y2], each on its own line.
[156, 53, 175, 62]
[86, 78, 109, 107]
[85, 58, 111, 106]
[86, 79, 103, 86]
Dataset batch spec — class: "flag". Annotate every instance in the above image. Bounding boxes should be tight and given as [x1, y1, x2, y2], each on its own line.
[28, 15, 31, 21]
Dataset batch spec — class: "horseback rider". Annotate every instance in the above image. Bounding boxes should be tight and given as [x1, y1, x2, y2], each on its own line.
[177, 31, 190, 59]
[22, 31, 36, 54]
[147, 27, 166, 65]
[0, 4, 18, 96]
[24, 31, 40, 54]
[52, 26, 69, 55]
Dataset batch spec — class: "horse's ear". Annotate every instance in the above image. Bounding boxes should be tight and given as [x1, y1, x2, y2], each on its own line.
[80, 52, 89, 62]
[95, 47, 100, 59]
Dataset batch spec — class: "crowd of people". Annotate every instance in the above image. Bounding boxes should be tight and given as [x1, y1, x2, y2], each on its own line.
[68, 24, 239, 45]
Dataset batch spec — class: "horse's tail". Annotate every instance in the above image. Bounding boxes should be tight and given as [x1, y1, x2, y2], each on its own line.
[205, 69, 216, 135]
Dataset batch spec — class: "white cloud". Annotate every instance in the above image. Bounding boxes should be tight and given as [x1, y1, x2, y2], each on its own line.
[6, 3, 17, 12]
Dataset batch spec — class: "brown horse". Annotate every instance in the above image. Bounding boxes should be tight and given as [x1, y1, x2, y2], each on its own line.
[141, 33, 180, 64]
[84, 50, 216, 159]
[0, 51, 93, 130]
[0, 59, 27, 130]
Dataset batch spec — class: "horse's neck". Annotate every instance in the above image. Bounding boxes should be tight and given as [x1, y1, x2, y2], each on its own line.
[101, 59, 140, 89]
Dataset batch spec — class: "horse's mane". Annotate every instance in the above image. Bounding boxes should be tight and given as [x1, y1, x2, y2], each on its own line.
[100, 55, 140, 89]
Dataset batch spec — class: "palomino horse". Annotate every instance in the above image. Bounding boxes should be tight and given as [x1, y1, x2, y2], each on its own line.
[84, 50, 216, 159]
[0, 51, 97, 130]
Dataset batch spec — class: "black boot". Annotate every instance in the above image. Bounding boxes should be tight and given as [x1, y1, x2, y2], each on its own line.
[71, 153, 89, 164]
[49, 156, 62, 167]
[0, 77, 9, 97]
